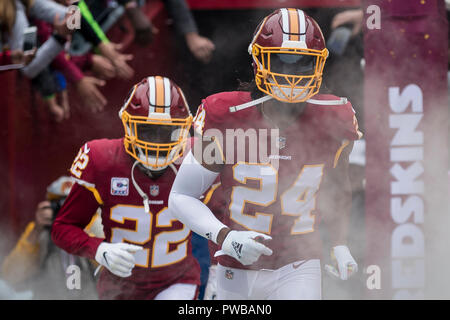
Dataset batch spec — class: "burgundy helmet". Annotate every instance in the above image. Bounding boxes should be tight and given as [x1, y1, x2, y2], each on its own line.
[119, 76, 192, 170]
[248, 8, 329, 103]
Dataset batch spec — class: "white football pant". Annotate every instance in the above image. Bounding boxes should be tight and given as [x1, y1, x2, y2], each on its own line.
[154, 283, 197, 300]
[216, 259, 321, 300]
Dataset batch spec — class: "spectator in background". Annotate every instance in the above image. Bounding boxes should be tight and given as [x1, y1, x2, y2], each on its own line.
[161, 0, 215, 64]
[330, 9, 364, 37]
[324, 7, 365, 132]
[0, 0, 135, 113]
[115, 0, 215, 64]
[1, 176, 103, 299]
[32, 15, 116, 120]
[73, 0, 135, 80]
[0, 48, 36, 69]
[120, 0, 156, 46]
[31, 67, 70, 121]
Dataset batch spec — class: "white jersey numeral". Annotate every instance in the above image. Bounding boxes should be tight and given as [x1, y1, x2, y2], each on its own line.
[229, 163, 324, 234]
[70, 144, 90, 178]
[110, 205, 189, 268]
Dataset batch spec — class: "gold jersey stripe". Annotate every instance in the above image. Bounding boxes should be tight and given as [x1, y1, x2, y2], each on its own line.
[85, 185, 104, 205]
[202, 182, 221, 205]
[333, 139, 350, 168]
[84, 212, 99, 235]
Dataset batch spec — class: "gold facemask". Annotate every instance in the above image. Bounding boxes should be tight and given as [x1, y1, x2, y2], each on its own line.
[120, 84, 193, 170]
[252, 44, 328, 103]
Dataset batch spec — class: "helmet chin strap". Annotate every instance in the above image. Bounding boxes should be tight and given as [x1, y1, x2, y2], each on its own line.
[131, 160, 150, 213]
[229, 95, 272, 112]
[229, 94, 348, 113]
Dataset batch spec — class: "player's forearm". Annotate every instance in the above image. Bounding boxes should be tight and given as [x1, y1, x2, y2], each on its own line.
[52, 220, 104, 259]
[169, 192, 227, 244]
[51, 183, 104, 259]
[169, 150, 226, 244]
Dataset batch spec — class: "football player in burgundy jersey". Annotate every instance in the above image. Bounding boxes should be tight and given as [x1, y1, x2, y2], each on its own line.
[51, 76, 202, 300]
[169, 8, 363, 300]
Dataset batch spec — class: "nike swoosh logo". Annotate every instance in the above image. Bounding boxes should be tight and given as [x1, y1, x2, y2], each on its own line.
[292, 260, 307, 269]
[103, 252, 109, 266]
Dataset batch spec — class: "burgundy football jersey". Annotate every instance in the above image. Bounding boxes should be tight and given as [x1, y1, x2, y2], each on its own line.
[56, 138, 200, 299]
[194, 91, 362, 270]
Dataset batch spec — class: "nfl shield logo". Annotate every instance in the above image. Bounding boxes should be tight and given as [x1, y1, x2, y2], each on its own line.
[225, 269, 234, 280]
[150, 185, 159, 197]
[276, 136, 286, 149]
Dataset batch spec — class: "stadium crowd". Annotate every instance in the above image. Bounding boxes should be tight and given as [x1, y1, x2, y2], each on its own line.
[0, 0, 214, 121]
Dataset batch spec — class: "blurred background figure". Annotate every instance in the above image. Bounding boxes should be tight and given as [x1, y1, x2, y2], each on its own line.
[86, 0, 215, 63]
[0, 278, 33, 299]
[0, 48, 36, 69]
[1, 176, 103, 300]
[325, 6, 364, 132]
[330, 9, 363, 42]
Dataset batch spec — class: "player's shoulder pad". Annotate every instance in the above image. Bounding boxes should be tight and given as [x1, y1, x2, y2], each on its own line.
[201, 91, 253, 123]
[84, 138, 121, 162]
[309, 94, 363, 141]
[69, 138, 121, 181]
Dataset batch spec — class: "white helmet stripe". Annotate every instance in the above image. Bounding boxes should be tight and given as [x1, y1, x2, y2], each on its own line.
[163, 77, 171, 109]
[280, 8, 289, 43]
[148, 76, 156, 115]
[298, 9, 306, 43]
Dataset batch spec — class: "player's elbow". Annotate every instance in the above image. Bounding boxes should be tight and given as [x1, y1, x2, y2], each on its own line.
[50, 218, 67, 249]
[168, 191, 201, 225]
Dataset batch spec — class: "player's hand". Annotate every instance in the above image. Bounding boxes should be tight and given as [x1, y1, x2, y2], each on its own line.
[329, 245, 358, 280]
[215, 230, 273, 266]
[95, 242, 143, 278]
[203, 264, 217, 300]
